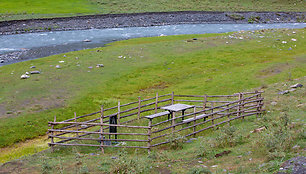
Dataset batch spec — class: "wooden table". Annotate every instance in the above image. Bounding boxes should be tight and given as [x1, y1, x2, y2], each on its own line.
[161, 103, 195, 120]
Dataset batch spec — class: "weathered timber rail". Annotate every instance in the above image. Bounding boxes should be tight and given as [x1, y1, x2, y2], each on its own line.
[48, 91, 264, 153]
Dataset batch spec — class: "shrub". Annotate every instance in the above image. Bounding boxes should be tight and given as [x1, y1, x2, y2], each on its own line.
[196, 138, 216, 159]
[80, 164, 90, 174]
[226, 13, 245, 20]
[248, 16, 261, 23]
[254, 113, 302, 161]
[40, 157, 52, 174]
[109, 150, 150, 174]
[166, 133, 187, 150]
[214, 125, 244, 148]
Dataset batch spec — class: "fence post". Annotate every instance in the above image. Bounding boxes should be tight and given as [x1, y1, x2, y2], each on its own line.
[255, 90, 260, 118]
[193, 106, 196, 137]
[172, 112, 176, 133]
[171, 91, 174, 105]
[241, 93, 245, 120]
[211, 102, 214, 126]
[118, 101, 121, 124]
[259, 91, 263, 115]
[74, 112, 79, 137]
[148, 118, 152, 153]
[203, 95, 207, 110]
[50, 115, 56, 151]
[227, 103, 230, 125]
[138, 96, 141, 120]
[237, 93, 242, 118]
[100, 105, 104, 154]
[155, 92, 159, 114]
[203, 95, 207, 121]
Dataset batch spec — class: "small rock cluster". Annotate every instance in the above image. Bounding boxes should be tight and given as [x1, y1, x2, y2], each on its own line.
[20, 66, 41, 79]
[277, 156, 306, 174]
[278, 83, 303, 95]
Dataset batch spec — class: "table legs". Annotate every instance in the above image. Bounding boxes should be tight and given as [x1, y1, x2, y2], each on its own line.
[182, 109, 186, 121]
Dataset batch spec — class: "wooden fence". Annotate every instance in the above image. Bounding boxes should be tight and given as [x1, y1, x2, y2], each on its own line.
[48, 91, 264, 153]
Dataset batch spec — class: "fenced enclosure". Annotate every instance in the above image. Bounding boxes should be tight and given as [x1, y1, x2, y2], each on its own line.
[48, 91, 264, 153]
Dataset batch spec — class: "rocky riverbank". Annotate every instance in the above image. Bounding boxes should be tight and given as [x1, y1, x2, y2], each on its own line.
[0, 11, 305, 35]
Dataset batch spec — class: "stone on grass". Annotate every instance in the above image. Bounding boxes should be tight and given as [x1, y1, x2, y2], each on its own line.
[96, 64, 104, 68]
[30, 71, 40, 74]
[56, 65, 61, 69]
[25, 72, 30, 75]
[88, 66, 93, 69]
[290, 83, 303, 88]
[292, 145, 300, 150]
[278, 90, 289, 95]
[59, 61, 65, 63]
[21, 74, 30, 79]
[282, 41, 287, 44]
[30, 66, 36, 69]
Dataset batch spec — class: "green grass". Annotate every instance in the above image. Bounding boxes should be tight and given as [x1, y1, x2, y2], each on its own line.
[1, 77, 305, 173]
[0, 0, 305, 21]
[0, 28, 305, 149]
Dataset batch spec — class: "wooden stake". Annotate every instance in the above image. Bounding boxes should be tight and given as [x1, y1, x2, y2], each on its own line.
[172, 112, 176, 133]
[100, 106, 104, 153]
[51, 115, 56, 151]
[227, 104, 230, 125]
[138, 96, 141, 120]
[203, 95, 207, 111]
[74, 112, 79, 137]
[155, 92, 159, 114]
[148, 118, 152, 153]
[237, 93, 242, 118]
[118, 101, 120, 125]
[241, 93, 245, 119]
[255, 90, 260, 118]
[211, 102, 214, 125]
[193, 106, 196, 137]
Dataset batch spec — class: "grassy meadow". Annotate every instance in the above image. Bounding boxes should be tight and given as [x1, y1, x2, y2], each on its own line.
[0, 27, 305, 151]
[0, 0, 305, 21]
[0, 76, 305, 173]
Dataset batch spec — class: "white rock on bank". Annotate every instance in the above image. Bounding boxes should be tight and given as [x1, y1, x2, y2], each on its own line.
[21, 74, 30, 79]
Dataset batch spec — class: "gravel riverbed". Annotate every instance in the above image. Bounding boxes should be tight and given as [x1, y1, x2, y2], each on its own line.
[0, 11, 305, 35]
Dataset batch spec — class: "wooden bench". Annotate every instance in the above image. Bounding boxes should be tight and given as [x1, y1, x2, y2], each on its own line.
[182, 113, 208, 123]
[145, 111, 170, 119]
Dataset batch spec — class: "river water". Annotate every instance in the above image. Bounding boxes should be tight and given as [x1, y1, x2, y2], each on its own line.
[0, 23, 305, 66]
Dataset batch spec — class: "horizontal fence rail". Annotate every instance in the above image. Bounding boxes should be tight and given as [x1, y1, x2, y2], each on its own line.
[48, 91, 264, 153]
